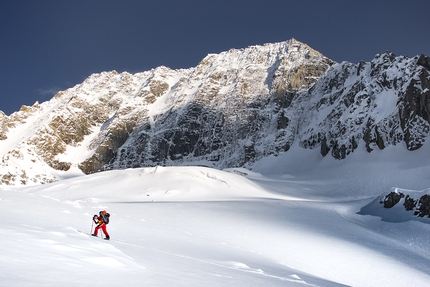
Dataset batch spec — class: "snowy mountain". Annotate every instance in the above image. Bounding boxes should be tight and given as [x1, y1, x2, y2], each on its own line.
[1, 38, 429, 185]
[2, 39, 430, 287]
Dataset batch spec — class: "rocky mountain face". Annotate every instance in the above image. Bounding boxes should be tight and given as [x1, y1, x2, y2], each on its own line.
[1, 39, 429, 185]
[299, 52, 430, 159]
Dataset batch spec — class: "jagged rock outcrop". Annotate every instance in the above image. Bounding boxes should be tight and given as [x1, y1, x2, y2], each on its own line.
[381, 191, 405, 208]
[0, 39, 429, 185]
[380, 191, 430, 218]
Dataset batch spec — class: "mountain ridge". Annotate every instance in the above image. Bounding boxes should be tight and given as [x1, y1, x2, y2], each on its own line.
[0, 39, 429, 185]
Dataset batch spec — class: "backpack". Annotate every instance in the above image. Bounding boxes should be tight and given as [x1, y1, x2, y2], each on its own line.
[100, 211, 110, 224]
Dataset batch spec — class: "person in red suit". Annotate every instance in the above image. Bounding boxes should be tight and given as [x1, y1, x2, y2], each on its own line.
[92, 210, 110, 240]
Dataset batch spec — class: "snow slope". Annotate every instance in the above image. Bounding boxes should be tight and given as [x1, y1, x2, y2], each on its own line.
[1, 142, 430, 287]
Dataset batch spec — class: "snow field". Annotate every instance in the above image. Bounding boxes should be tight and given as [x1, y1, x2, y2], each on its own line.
[2, 143, 430, 286]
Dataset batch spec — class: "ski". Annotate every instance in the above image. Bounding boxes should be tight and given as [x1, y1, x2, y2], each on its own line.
[77, 230, 93, 236]
[77, 230, 110, 240]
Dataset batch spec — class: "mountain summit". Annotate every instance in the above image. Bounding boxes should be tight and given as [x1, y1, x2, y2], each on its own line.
[1, 39, 429, 185]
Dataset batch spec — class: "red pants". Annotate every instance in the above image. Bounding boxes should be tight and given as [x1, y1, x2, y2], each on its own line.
[94, 223, 110, 238]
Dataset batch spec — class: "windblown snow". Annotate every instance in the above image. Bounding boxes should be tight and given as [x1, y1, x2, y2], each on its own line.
[1, 142, 430, 287]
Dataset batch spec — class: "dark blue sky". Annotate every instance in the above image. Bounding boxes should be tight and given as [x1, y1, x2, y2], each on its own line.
[1, 0, 429, 115]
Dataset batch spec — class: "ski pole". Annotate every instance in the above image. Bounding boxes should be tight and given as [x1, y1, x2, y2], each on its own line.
[91, 219, 94, 234]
